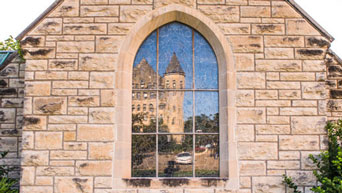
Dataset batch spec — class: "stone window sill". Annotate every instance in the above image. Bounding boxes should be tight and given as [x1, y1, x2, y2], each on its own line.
[122, 178, 229, 188]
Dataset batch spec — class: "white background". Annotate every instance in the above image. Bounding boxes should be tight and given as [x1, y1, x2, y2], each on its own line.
[0, 0, 341, 56]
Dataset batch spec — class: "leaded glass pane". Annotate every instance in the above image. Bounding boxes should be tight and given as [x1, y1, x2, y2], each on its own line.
[132, 91, 156, 133]
[195, 135, 219, 177]
[195, 92, 219, 133]
[132, 135, 156, 177]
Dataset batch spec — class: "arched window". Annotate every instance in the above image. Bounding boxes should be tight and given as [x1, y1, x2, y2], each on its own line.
[132, 22, 219, 178]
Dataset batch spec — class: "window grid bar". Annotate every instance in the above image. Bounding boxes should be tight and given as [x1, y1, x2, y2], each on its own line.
[192, 29, 196, 178]
[132, 133, 219, 135]
[132, 89, 219, 92]
[156, 28, 159, 178]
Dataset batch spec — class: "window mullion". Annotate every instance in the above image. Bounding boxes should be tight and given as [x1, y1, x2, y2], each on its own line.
[156, 28, 160, 178]
[192, 29, 196, 178]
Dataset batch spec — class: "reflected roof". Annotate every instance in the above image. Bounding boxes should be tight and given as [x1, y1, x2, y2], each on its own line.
[0, 51, 14, 67]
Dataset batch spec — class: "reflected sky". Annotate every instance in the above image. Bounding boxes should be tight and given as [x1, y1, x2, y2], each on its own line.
[133, 31, 157, 71]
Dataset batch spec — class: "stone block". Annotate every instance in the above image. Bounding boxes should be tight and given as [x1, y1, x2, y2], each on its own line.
[57, 41, 94, 53]
[267, 160, 300, 169]
[267, 116, 290, 124]
[264, 36, 304, 47]
[81, 5, 119, 16]
[81, 0, 108, 4]
[306, 36, 330, 48]
[234, 54, 254, 71]
[228, 36, 263, 53]
[89, 108, 115, 123]
[50, 0, 79, 17]
[279, 151, 300, 160]
[31, 18, 62, 35]
[101, 90, 116, 106]
[256, 100, 290, 107]
[35, 71, 68, 80]
[252, 177, 285, 193]
[198, 6, 239, 22]
[271, 1, 301, 18]
[33, 97, 67, 115]
[256, 60, 301, 71]
[96, 36, 123, 53]
[64, 24, 107, 34]
[237, 125, 254, 142]
[21, 150, 49, 166]
[291, 116, 326, 134]
[286, 171, 316, 186]
[36, 177, 53, 186]
[21, 167, 35, 185]
[90, 72, 115, 88]
[295, 48, 325, 60]
[302, 82, 326, 99]
[108, 23, 133, 35]
[241, 6, 270, 17]
[49, 116, 88, 124]
[78, 124, 114, 141]
[64, 142, 87, 150]
[219, 24, 250, 35]
[22, 132, 34, 149]
[79, 54, 116, 71]
[55, 177, 93, 193]
[267, 81, 300, 89]
[24, 116, 47, 130]
[26, 60, 48, 70]
[237, 72, 265, 89]
[21, 186, 53, 193]
[69, 96, 100, 107]
[35, 132, 63, 149]
[50, 151, 87, 160]
[287, 19, 320, 35]
[154, 0, 195, 8]
[252, 24, 284, 35]
[239, 142, 278, 160]
[36, 167, 74, 176]
[69, 72, 89, 80]
[255, 90, 277, 100]
[301, 151, 320, 169]
[237, 108, 266, 124]
[279, 135, 319, 150]
[120, 6, 152, 22]
[303, 60, 325, 72]
[280, 107, 317, 115]
[236, 90, 254, 106]
[24, 48, 56, 59]
[256, 125, 290, 135]
[280, 72, 315, 81]
[49, 59, 78, 70]
[95, 177, 112, 188]
[239, 161, 266, 176]
[53, 81, 88, 89]
[76, 161, 112, 175]
[265, 48, 293, 59]
[89, 142, 113, 159]
[278, 90, 301, 99]
[0, 108, 15, 123]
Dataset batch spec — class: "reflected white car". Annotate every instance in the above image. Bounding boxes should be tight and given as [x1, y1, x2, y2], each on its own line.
[175, 152, 192, 164]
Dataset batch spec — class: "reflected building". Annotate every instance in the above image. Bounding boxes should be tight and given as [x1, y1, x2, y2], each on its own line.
[132, 53, 185, 142]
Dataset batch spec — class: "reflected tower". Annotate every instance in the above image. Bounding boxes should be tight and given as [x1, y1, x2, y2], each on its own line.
[163, 53, 185, 143]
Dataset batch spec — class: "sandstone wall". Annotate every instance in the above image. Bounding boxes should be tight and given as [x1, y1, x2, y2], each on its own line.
[12, 0, 341, 192]
[0, 55, 25, 181]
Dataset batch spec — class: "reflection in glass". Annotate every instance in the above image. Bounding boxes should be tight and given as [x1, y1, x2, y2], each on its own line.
[195, 135, 219, 177]
[158, 135, 193, 177]
[132, 135, 156, 177]
[159, 23, 193, 89]
[194, 32, 218, 89]
[132, 91, 156, 133]
[195, 92, 219, 133]
[158, 91, 193, 134]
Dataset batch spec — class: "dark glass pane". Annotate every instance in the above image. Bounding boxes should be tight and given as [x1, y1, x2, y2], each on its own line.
[133, 31, 158, 89]
[195, 92, 219, 133]
[132, 91, 156, 133]
[158, 135, 193, 177]
[195, 135, 219, 177]
[194, 31, 218, 89]
[158, 91, 193, 133]
[159, 22, 193, 89]
[132, 135, 156, 177]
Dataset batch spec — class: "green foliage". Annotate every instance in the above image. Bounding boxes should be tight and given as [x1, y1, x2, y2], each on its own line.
[283, 120, 342, 193]
[0, 36, 24, 61]
[0, 152, 18, 193]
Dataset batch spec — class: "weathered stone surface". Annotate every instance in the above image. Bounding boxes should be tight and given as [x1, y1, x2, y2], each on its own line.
[301, 151, 320, 169]
[35, 132, 63, 149]
[255, 90, 277, 99]
[279, 135, 319, 150]
[76, 161, 112, 175]
[50, 151, 87, 160]
[237, 72, 265, 89]
[53, 81, 88, 89]
[264, 36, 304, 47]
[24, 48, 56, 59]
[90, 72, 115, 88]
[279, 151, 300, 160]
[267, 82, 300, 89]
[199, 6, 239, 22]
[280, 72, 315, 81]
[287, 19, 321, 35]
[69, 96, 100, 107]
[21, 36, 45, 47]
[48, 59, 78, 70]
[295, 48, 325, 59]
[108, 23, 133, 34]
[267, 160, 300, 169]
[239, 161, 265, 176]
[236, 90, 254, 106]
[256, 60, 301, 71]
[278, 90, 301, 99]
[89, 108, 115, 123]
[96, 36, 123, 53]
[81, 5, 119, 16]
[241, 6, 270, 17]
[21, 186, 53, 193]
[33, 97, 67, 114]
[55, 177, 93, 193]
[234, 54, 254, 71]
[64, 24, 107, 34]
[237, 125, 254, 142]
[237, 108, 266, 124]
[89, 142, 113, 159]
[252, 177, 285, 193]
[154, 0, 195, 8]
[256, 125, 290, 135]
[302, 82, 326, 99]
[286, 171, 316, 186]
[78, 124, 114, 141]
[50, 0, 79, 17]
[95, 177, 112, 188]
[291, 116, 326, 134]
[79, 54, 116, 71]
[57, 41, 95, 53]
[280, 107, 317, 115]
[239, 142, 277, 160]
[303, 60, 325, 72]
[252, 24, 284, 35]
[271, 1, 300, 18]
[21, 150, 49, 166]
[228, 36, 263, 53]
[0, 109, 15, 123]
[219, 24, 250, 35]
[36, 166, 74, 176]
[21, 167, 35, 185]
[49, 116, 88, 124]
[101, 90, 116, 106]
[31, 18, 62, 35]
[265, 48, 293, 59]
[24, 116, 47, 130]
[120, 6, 152, 22]
[81, 0, 108, 4]
[256, 100, 290, 107]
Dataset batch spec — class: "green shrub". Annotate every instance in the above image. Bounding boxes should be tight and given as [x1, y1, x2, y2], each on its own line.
[0, 152, 18, 193]
[283, 120, 342, 193]
[0, 36, 24, 61]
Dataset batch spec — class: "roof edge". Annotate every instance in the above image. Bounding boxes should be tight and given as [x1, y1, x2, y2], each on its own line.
[286, 0, 335, 42]
[0, 51, 19, 71]
[16, 0, 63, 41]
